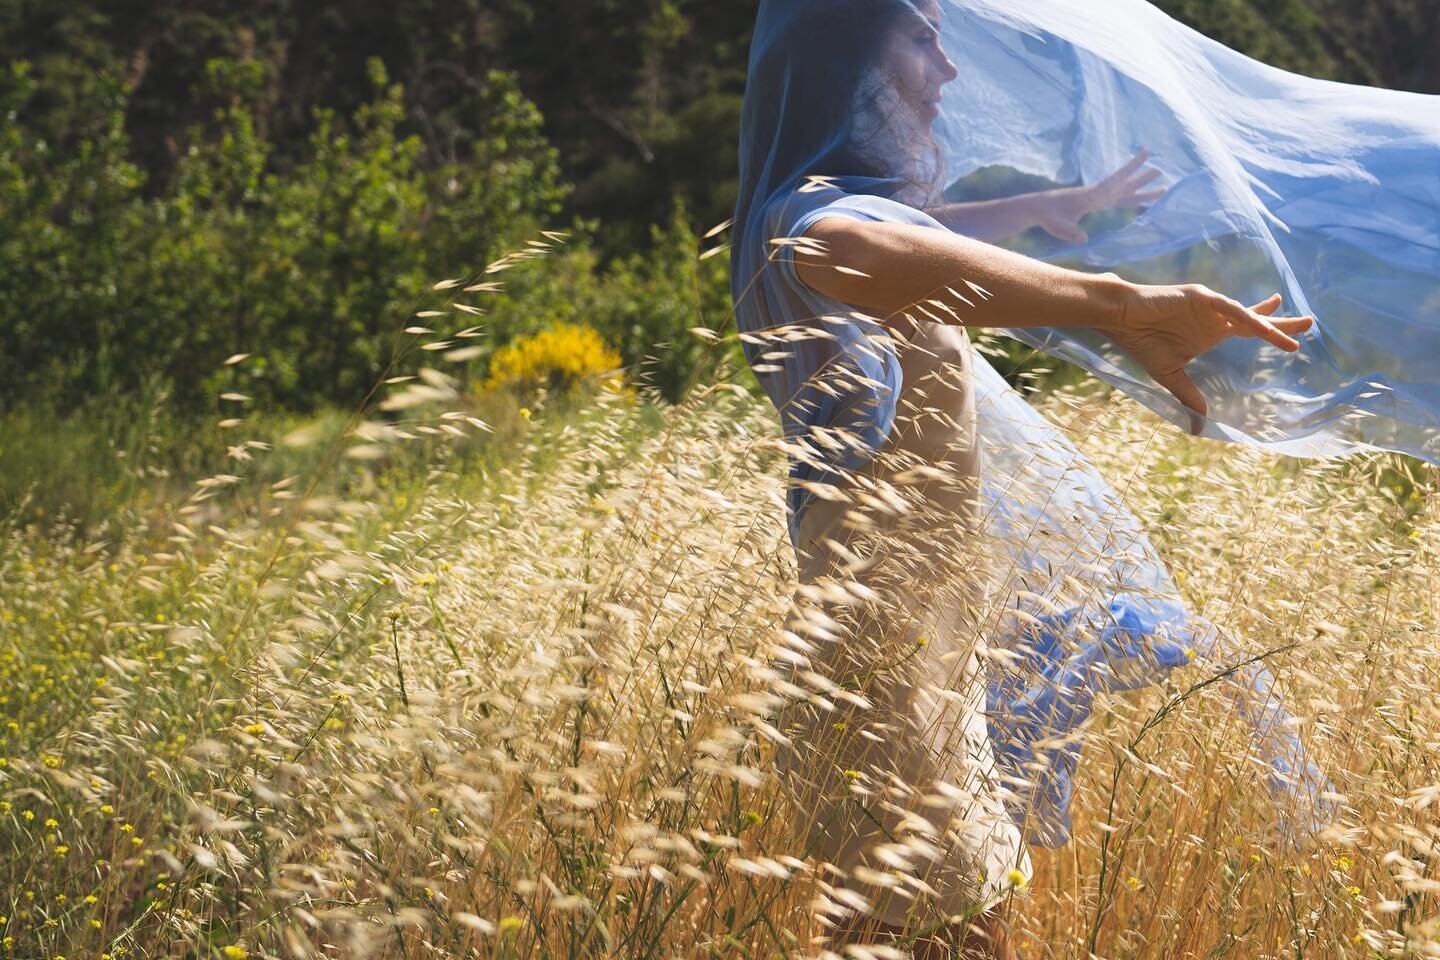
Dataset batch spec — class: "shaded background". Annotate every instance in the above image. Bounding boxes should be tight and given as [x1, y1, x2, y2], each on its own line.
[1, 0, 1436, 414]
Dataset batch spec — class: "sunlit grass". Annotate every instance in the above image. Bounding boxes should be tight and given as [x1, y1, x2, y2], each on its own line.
[1, 233, 1436, 959]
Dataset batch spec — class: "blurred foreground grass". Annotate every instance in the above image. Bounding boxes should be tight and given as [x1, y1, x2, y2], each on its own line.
[1, 352, 1437, 958]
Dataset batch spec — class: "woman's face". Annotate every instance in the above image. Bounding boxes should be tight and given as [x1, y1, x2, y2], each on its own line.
[876, 0, 959, 125]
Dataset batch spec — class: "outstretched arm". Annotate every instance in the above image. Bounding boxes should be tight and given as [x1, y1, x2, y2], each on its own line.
[924, 149, 1167, 245]
[923, 193, 1048, 244]
[794, 217, 1130, 331]
[791, 216, 1313, 431]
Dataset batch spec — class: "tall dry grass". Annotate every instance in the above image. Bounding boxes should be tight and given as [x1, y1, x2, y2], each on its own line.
[0, 231, 1437, 960]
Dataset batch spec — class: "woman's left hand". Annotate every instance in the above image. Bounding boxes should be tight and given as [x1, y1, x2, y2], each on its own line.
[1030, 148, 1166, 246]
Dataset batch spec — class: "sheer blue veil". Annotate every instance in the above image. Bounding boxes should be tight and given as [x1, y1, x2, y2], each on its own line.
[733, 0, 1438, 849]
[735, 0, 1440, 462]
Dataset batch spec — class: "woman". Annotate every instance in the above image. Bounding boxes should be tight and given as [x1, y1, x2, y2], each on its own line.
[731, 0, 1439, 956]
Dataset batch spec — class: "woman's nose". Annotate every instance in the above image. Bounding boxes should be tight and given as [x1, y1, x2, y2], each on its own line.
[936, 50, 959, 84]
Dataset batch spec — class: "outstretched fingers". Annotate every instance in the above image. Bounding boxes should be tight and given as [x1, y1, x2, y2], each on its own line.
[1248, 295, 1316, 336]
[1213, 292, 1313, 351]
[1102, 148, 1151, 185]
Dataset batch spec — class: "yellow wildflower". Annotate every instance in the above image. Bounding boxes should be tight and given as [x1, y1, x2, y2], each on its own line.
[484, 323, 622, 397]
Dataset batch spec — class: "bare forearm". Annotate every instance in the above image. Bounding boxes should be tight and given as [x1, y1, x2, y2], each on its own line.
[922, 194, 1040, 243]
[794, 217, 1127, 333]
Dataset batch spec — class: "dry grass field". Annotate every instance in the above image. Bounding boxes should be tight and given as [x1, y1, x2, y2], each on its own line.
[1, 241, 1437, 960]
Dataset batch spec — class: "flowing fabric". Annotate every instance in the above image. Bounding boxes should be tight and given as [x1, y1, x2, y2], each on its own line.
[937, 0, 1440, 462]
[732, 0, 1437, 849]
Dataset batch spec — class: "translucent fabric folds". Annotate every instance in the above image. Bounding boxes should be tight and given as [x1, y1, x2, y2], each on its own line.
[937, 0, 1440, 461]
[733, 0, 1437, 852]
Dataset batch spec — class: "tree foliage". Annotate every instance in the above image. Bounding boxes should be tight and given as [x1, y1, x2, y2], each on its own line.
[0, 0, 1431, 412]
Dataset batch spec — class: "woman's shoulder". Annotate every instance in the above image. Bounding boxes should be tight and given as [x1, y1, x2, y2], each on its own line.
[763, 179, 938, 241]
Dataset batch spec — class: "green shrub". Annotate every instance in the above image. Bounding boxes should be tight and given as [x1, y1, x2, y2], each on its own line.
[0, 57, 565, 412]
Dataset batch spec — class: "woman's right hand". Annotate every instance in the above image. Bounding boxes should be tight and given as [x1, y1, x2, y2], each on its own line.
[1101, 279, 1315, 434]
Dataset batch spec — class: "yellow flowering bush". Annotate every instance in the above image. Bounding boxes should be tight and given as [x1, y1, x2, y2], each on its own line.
[482, 322, 624, 397]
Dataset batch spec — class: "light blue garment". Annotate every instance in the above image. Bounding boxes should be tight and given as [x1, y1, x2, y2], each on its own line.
[751, 187, 926, 549]
[970, 358, 1336, 846]
[731, 0, 1436, 847]
[934, 0, 1440, 464]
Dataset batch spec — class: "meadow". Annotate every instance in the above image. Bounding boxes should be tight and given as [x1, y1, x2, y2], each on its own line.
[1, 233, 1437, 960]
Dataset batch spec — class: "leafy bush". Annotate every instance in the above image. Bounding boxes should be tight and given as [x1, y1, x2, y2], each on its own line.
[473, 199, 747, 405]
[0, 56, 565, 412]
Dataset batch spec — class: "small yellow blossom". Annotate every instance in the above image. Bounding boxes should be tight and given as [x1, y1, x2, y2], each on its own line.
[498, 916, 523, 934]
[1006, 868, 1028, 888]
[243, 723, 265, 736]
[100, 804, 113, 814]
[221, 947, 248, 960]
